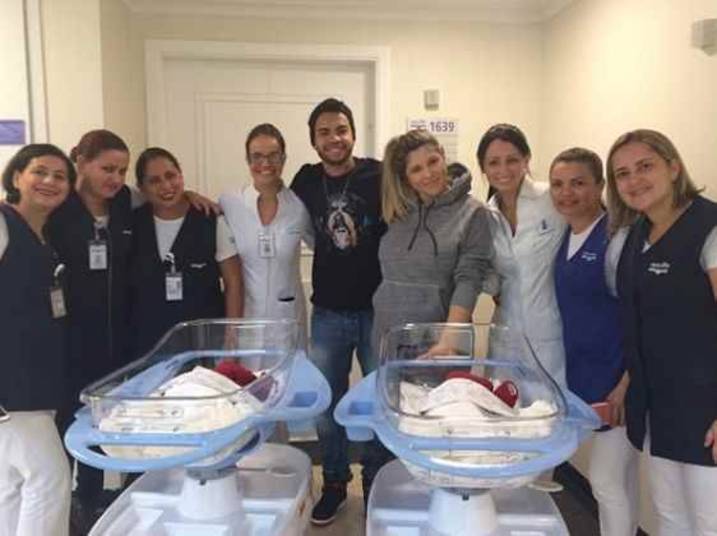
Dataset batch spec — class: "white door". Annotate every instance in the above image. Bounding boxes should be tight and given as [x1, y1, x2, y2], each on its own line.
[154, 55, 377, 367]
[160, 57, 375, 200]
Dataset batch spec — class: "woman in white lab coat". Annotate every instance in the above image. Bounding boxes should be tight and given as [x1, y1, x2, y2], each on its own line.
[220, 123, 313, 347]
[478, 123, 566, 386]
[478, 124, 567, 492]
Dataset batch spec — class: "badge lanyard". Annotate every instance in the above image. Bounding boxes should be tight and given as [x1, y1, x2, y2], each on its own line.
[164, 252, 183, 301]
[88, 220, 108, 271]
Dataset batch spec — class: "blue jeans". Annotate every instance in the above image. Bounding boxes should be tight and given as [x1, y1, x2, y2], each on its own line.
[310, 306, 390, 484]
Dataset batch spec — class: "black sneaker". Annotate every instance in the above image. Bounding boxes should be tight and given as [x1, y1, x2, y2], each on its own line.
[95, 488, 122, 509]
[310, 481, 348, 526]
[69, 496, 98, 536]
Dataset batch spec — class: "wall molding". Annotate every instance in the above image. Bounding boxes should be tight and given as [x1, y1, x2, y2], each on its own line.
[24, 0, 47, 142]
[145, 39, 390, 156]
[127, 0, 572, 24]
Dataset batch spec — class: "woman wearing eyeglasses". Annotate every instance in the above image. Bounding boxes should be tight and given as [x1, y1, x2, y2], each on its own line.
[220, 123, 313, 346]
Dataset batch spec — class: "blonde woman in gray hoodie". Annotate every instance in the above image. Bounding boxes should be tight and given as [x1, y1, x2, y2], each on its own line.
[372, 129, 493, 353]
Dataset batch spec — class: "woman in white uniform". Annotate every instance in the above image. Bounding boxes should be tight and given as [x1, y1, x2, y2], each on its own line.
[478, 124, 567, 386]
[220, 123, 313, 346]
[477, 124, 566, 492]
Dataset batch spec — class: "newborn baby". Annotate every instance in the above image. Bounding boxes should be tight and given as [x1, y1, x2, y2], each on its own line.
[98, 364, 266, 460]
[396, 372, 557, 488]
[400, 372, 555, 425]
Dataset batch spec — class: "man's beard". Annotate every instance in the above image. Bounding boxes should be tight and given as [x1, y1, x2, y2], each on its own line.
[318, 143, 354, 168]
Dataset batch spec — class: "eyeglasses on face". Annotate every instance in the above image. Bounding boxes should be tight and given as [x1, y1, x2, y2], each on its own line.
[248, 152, 285, 166]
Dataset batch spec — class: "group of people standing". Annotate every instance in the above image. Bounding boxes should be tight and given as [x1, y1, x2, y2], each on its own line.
[1, 96, 716, 536]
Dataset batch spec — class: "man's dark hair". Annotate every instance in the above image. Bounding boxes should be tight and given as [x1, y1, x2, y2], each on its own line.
[308, 98, 356, 145]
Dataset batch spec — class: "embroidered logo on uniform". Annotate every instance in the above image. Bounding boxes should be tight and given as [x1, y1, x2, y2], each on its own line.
[122, 230, 132, 235]
[537, 219, 551, 234]
[189, 263, 207, 269]
[647, 261, 670, 275]
[580, 251, 598, 262]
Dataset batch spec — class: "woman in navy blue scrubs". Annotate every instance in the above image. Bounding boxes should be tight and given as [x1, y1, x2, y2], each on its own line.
[46, 130, 134, 519]
[606, 130, 717, 535]
[47, 131, 216, 525]
[550, 148, 638, 536]
[129, 147, 243, 357]
[0, 144, 75, 535]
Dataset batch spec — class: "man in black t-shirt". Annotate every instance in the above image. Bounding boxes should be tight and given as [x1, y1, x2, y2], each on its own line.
[291, 98, 388, 525]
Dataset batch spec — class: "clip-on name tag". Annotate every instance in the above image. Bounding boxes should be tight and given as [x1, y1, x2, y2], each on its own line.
[164, 252, 183, 301]
[258, 231, 276, 258]
[50, 263, 67, 319]
[89, 221, 108, 270]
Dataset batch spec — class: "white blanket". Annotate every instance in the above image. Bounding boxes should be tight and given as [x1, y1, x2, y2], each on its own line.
[396, 378, 557, 488]
[98, 366, 261, 460]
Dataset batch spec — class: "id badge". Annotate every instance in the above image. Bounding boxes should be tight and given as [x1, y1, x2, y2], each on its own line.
[49, 286, 67, 318]
[88, 240, 108, 270]
[165, 272, 183, 301]
[258, 232, 276, 258]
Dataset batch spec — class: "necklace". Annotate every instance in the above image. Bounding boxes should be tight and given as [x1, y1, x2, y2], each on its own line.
[322, 168, 353, 206]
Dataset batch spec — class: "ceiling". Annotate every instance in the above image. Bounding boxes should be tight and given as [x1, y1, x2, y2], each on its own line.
[123, 0, 574, 24]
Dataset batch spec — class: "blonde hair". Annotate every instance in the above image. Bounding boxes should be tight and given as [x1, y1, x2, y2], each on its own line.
[381, 129, 443, 224]
[606, 129, 700, 234]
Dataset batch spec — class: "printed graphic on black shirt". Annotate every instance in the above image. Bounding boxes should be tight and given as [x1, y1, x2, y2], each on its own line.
[318, 191, 367, 254]
[290, 158, 384, 309]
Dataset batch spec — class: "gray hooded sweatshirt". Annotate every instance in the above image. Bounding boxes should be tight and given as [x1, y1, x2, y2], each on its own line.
[371, 166, 494, 352]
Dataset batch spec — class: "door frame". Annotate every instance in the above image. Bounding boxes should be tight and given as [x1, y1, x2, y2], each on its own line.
[26, 0, 47, 142]
[145, 39, 390, 157]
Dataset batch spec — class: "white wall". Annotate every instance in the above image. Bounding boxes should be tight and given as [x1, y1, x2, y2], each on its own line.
[42, 0, 717, 190]
[543, 3, 717, 531]
[542, 0, 717, 195]
[42, 0, 105, 153]
[94, 13, 545, 198]
[100, 0, 146, 162]
[0, 0, 29, 181]
[34, 5, 717, 529]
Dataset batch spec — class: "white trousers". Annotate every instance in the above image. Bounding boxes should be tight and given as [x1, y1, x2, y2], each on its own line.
[587, 426, 639, 536]
[0, 411, 71, 536]
[645, 435, 717, 536]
